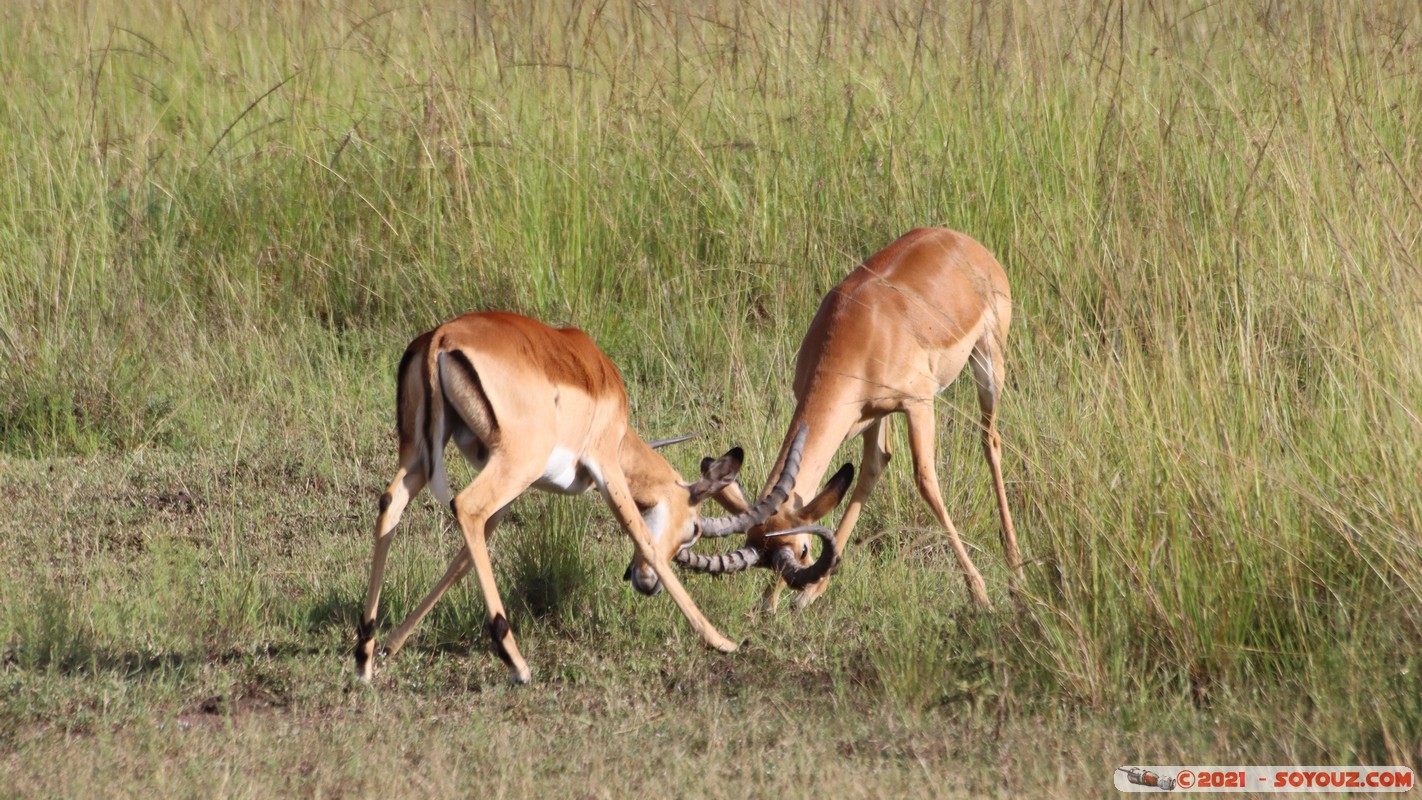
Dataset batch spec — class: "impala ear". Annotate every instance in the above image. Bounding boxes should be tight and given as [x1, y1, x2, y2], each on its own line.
[797, 463, 855, 522]
[709, 480, 753, 514]
[695, 456, 753, 514]
[687, 447, 744, 505]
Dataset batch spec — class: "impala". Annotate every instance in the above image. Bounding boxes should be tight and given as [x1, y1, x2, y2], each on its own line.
[678, 228, 1023, 610]
[354, 311, 810, 684]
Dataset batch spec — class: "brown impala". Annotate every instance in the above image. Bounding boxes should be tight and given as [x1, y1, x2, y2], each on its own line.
[677, 228, 1023, 610]
[354, 311, 815, 684]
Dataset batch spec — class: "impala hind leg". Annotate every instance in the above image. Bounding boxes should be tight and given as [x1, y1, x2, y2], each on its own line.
[447, 463, 540, 684]
[380, 506, 510, 659]
[356, 465, 427, 681]
[971, 336, 1024, 591]
[904, 403, 992, 609]
[792, 417, 893, 609]
[377, 436, 500, 660]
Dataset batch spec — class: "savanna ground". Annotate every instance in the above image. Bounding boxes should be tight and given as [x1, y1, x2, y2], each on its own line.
[2, 1, 1420, 796]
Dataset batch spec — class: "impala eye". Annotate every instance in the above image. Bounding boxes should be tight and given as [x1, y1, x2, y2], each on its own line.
[800, 543, 809, 559]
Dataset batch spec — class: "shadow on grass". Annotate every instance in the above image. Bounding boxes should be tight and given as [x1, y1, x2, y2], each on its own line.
[295, 521, 596, 667]
[304, 587, 358, 634]
[4, 641, 191, 678]
[301, 582, 487, 660]
[3, 584, 354, 680]
[4, 637, 333, 679]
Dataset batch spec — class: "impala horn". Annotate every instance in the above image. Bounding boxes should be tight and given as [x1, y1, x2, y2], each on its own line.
[766, 524, 840, 588]
[647, 433, 697, 449]
[673, 543, 762, 574]
[695, 423, 808, 539]
[674, 523, 837, 578]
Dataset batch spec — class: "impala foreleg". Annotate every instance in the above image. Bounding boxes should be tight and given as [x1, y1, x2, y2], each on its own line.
[757, 577, 788, 613]
[356, 465, 426, 681]
[600, 471, 737, 653]
[793, 418, 893, 609]
[904, 403, 991, 609]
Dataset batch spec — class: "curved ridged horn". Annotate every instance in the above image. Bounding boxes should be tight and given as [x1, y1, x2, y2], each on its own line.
[697, 423, 809, 538]
[767, 524, 840, 589]
[673, 544, 762, 574]
[648, 433, 697, 449]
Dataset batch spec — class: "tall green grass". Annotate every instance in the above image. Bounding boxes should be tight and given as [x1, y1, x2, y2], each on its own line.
[1, 0, 1419, 784]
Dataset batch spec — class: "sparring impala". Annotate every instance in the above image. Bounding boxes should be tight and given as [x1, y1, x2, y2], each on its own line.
[354, 311, 811, 684]
[677, 227, 1023, 610]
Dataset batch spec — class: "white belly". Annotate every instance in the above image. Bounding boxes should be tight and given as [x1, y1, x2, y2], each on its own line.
[533, 447, 596, 495]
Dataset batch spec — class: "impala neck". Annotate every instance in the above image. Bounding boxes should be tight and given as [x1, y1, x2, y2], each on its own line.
[618, 429, 679, 505]
[758, 387, 860, 512]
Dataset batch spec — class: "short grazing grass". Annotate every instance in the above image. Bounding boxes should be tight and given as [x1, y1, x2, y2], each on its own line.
[2, 1, 1420, 796]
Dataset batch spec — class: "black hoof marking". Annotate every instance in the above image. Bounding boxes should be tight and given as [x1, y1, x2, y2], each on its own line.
[354, 619, 377, 668]
[487, 613, 514, 666]
[378, 492, 393, 513]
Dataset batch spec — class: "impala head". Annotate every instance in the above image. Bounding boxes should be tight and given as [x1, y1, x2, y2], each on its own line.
[622, 445, 747, 597]
[670, 426, 852, 587]
[626, 424, 817, 596]
[752, 462, 855, 578]
[674, 460, 854, 588]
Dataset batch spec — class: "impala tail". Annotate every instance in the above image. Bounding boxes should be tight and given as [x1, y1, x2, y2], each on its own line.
[423, 339, 453, 508]
[390, 331, 434, 482]
[423, 337, 503, 510]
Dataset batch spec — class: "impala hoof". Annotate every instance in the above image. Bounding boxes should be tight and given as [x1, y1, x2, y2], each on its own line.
[792, 591, 822, 611]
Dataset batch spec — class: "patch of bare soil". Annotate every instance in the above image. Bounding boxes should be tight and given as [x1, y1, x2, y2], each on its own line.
[176, 685, 289, 730]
